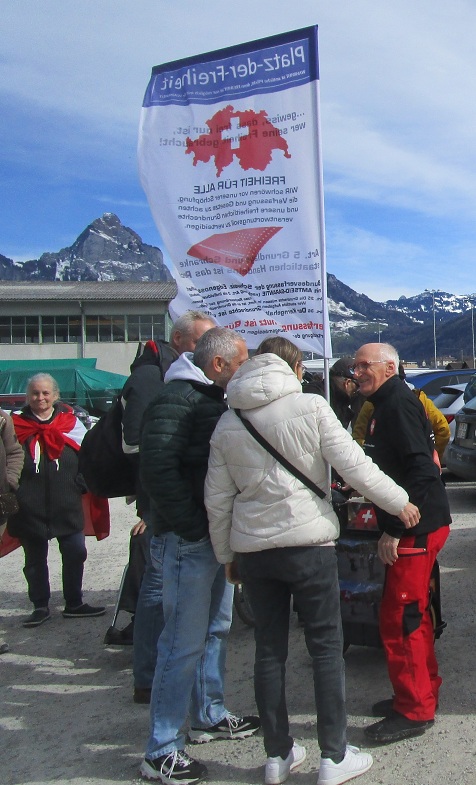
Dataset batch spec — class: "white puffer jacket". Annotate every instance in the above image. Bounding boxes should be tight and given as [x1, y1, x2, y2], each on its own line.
[205, 353, 409, 564]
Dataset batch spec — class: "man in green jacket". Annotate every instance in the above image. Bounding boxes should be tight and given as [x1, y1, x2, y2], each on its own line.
[139, 327, 259, 784]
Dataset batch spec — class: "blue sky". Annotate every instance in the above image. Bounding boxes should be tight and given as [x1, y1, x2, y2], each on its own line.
[2, 0, 476, 301]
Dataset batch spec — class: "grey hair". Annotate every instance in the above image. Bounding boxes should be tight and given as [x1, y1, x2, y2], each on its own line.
[171, 310, 215, 339]
[26, 373, 60, 397]
[378, 343, 400, 368]
[193, 327, 245, 370]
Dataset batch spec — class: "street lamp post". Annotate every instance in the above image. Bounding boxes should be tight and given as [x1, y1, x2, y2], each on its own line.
[431, 290, 437, 368]
[472, 303, 475, 369]
[424, 288, 438, 367]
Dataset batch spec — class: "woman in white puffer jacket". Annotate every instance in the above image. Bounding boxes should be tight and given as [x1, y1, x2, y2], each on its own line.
[205, 337, 419, 785]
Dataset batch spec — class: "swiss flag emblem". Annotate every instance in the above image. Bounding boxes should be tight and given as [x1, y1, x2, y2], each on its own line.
[186, 105, 291, 177]
[348, 504, 378, 531]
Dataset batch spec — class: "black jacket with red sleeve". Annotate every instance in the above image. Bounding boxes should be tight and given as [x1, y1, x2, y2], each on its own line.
[363, 375, 451, 539]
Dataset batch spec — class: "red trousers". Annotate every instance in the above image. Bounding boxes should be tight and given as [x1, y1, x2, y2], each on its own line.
[379, 525, 449, 721]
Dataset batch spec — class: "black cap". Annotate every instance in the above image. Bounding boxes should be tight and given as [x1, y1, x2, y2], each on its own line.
[330, 357, 355, 380]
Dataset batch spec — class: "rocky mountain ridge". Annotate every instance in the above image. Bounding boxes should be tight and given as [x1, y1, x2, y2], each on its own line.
[327, 276, 476, 361]
[0, 213, 172, 283]
[1, 214, 475, 363]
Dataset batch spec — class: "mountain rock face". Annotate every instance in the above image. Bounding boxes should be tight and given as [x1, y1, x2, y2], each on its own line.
[1, 214, 475, 363]
[386, 290, 476, 323]
[0, 252, 24, 280]
[327, 278, 476, 362]
[4, 213, 172, 283]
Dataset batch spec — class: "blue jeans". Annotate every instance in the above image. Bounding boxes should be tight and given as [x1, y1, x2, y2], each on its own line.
[21, 532, 87, 609]
[133, 527, 164, 689]
[237, 545, 347, 762]
[146, 531, 233, 760]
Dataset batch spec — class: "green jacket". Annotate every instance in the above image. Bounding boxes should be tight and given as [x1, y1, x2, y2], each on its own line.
[140, 378, 227, 541]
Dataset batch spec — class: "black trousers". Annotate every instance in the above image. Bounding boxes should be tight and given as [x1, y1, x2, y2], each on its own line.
[21, 532, 87, 609]
[237, 545, 347, 761]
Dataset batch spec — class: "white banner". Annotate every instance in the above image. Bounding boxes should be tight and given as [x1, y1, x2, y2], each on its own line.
[138, 26, 331, 356]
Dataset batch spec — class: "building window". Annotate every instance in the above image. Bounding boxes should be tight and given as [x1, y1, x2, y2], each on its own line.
[86, 314, 165, 342]
[126, 314, 164, 342]
[85, 315, 126, 342]
[0, 316, 40, 344]
[0, 313, 165, 344]
[112, 316, 126, 342]
[99, 316, 112, 343]
[41, 316, 82, 343]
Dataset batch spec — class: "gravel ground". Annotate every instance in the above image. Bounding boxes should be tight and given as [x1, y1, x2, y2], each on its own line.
[1, 482, 476, 785]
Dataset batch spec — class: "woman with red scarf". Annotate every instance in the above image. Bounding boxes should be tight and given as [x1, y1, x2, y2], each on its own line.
[8, 373, 105, 628]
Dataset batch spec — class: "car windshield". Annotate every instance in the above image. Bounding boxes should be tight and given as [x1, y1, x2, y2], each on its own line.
[462, 395, 476, 413]
[464, 374, 476, 403]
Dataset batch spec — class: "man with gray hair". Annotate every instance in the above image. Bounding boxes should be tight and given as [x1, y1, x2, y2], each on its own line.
[352, 342, 451, 745]
[138, 328, 259, 784]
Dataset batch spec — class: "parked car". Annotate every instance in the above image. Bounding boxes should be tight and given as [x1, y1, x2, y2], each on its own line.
[432, 384, 467, 439]
[445, 396, 476, 480]
[431, 384, 467, 465]
[405, 368, 475, 399]
[0, 393, 27, 412]
[463, 373, 476, 404]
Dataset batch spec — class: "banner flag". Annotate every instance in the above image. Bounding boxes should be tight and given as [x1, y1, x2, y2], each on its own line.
[138, 26, 332, 356]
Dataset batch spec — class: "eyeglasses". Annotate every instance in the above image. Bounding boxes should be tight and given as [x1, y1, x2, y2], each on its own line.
[350, 360, 388, 375]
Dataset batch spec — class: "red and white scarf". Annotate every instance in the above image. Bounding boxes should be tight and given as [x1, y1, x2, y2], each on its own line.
[12, 411, 84, 472]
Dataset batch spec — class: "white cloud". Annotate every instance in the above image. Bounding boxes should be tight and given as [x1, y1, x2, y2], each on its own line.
[323, 106, 476, 219]
[326, 217, 476, 300]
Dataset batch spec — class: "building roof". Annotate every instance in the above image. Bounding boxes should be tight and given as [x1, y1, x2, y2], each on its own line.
[0, 281, 178, 302]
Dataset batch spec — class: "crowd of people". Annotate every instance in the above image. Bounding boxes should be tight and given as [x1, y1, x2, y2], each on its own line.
[0, 311, 451, 785]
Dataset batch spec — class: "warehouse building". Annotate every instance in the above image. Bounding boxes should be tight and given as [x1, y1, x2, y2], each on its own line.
[0, 281, 178, 376]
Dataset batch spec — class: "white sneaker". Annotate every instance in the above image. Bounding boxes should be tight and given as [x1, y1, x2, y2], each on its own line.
[265, 742, 307, 784]
[317, 745, 373, 785]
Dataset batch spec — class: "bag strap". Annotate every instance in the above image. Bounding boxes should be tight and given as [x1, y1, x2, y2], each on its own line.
[233, 409, 327, 500]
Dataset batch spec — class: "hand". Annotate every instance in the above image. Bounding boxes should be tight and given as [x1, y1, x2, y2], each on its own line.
[398, 502, 420, 529]
[130, 519, 147, 536]
[225, 561, 241, 585]
[378, 533, 400, 565]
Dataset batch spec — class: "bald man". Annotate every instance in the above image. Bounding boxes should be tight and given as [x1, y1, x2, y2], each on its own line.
[352, 342, 450, 745]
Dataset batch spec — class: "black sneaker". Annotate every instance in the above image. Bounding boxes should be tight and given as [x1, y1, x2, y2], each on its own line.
[140, 750, 207, 783]
[62, 603, 105, 618]
[23, 608, 51, 628]
[189, 713, 260, 743]
[365, 710, 434, 744]
[104, 622, 134, 646]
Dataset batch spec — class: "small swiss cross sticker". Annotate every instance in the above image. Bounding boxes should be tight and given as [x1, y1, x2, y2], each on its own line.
[400, 592, 408, 600]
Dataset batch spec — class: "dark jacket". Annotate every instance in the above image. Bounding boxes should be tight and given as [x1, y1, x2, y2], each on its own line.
[302, 371, 362, 429]
[121, 339, 178, 516]
[140, 378, 227, 542]
[363, 375, 451, 539]
[8, 404, 86, 541]
[0, 408, 24, 494]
